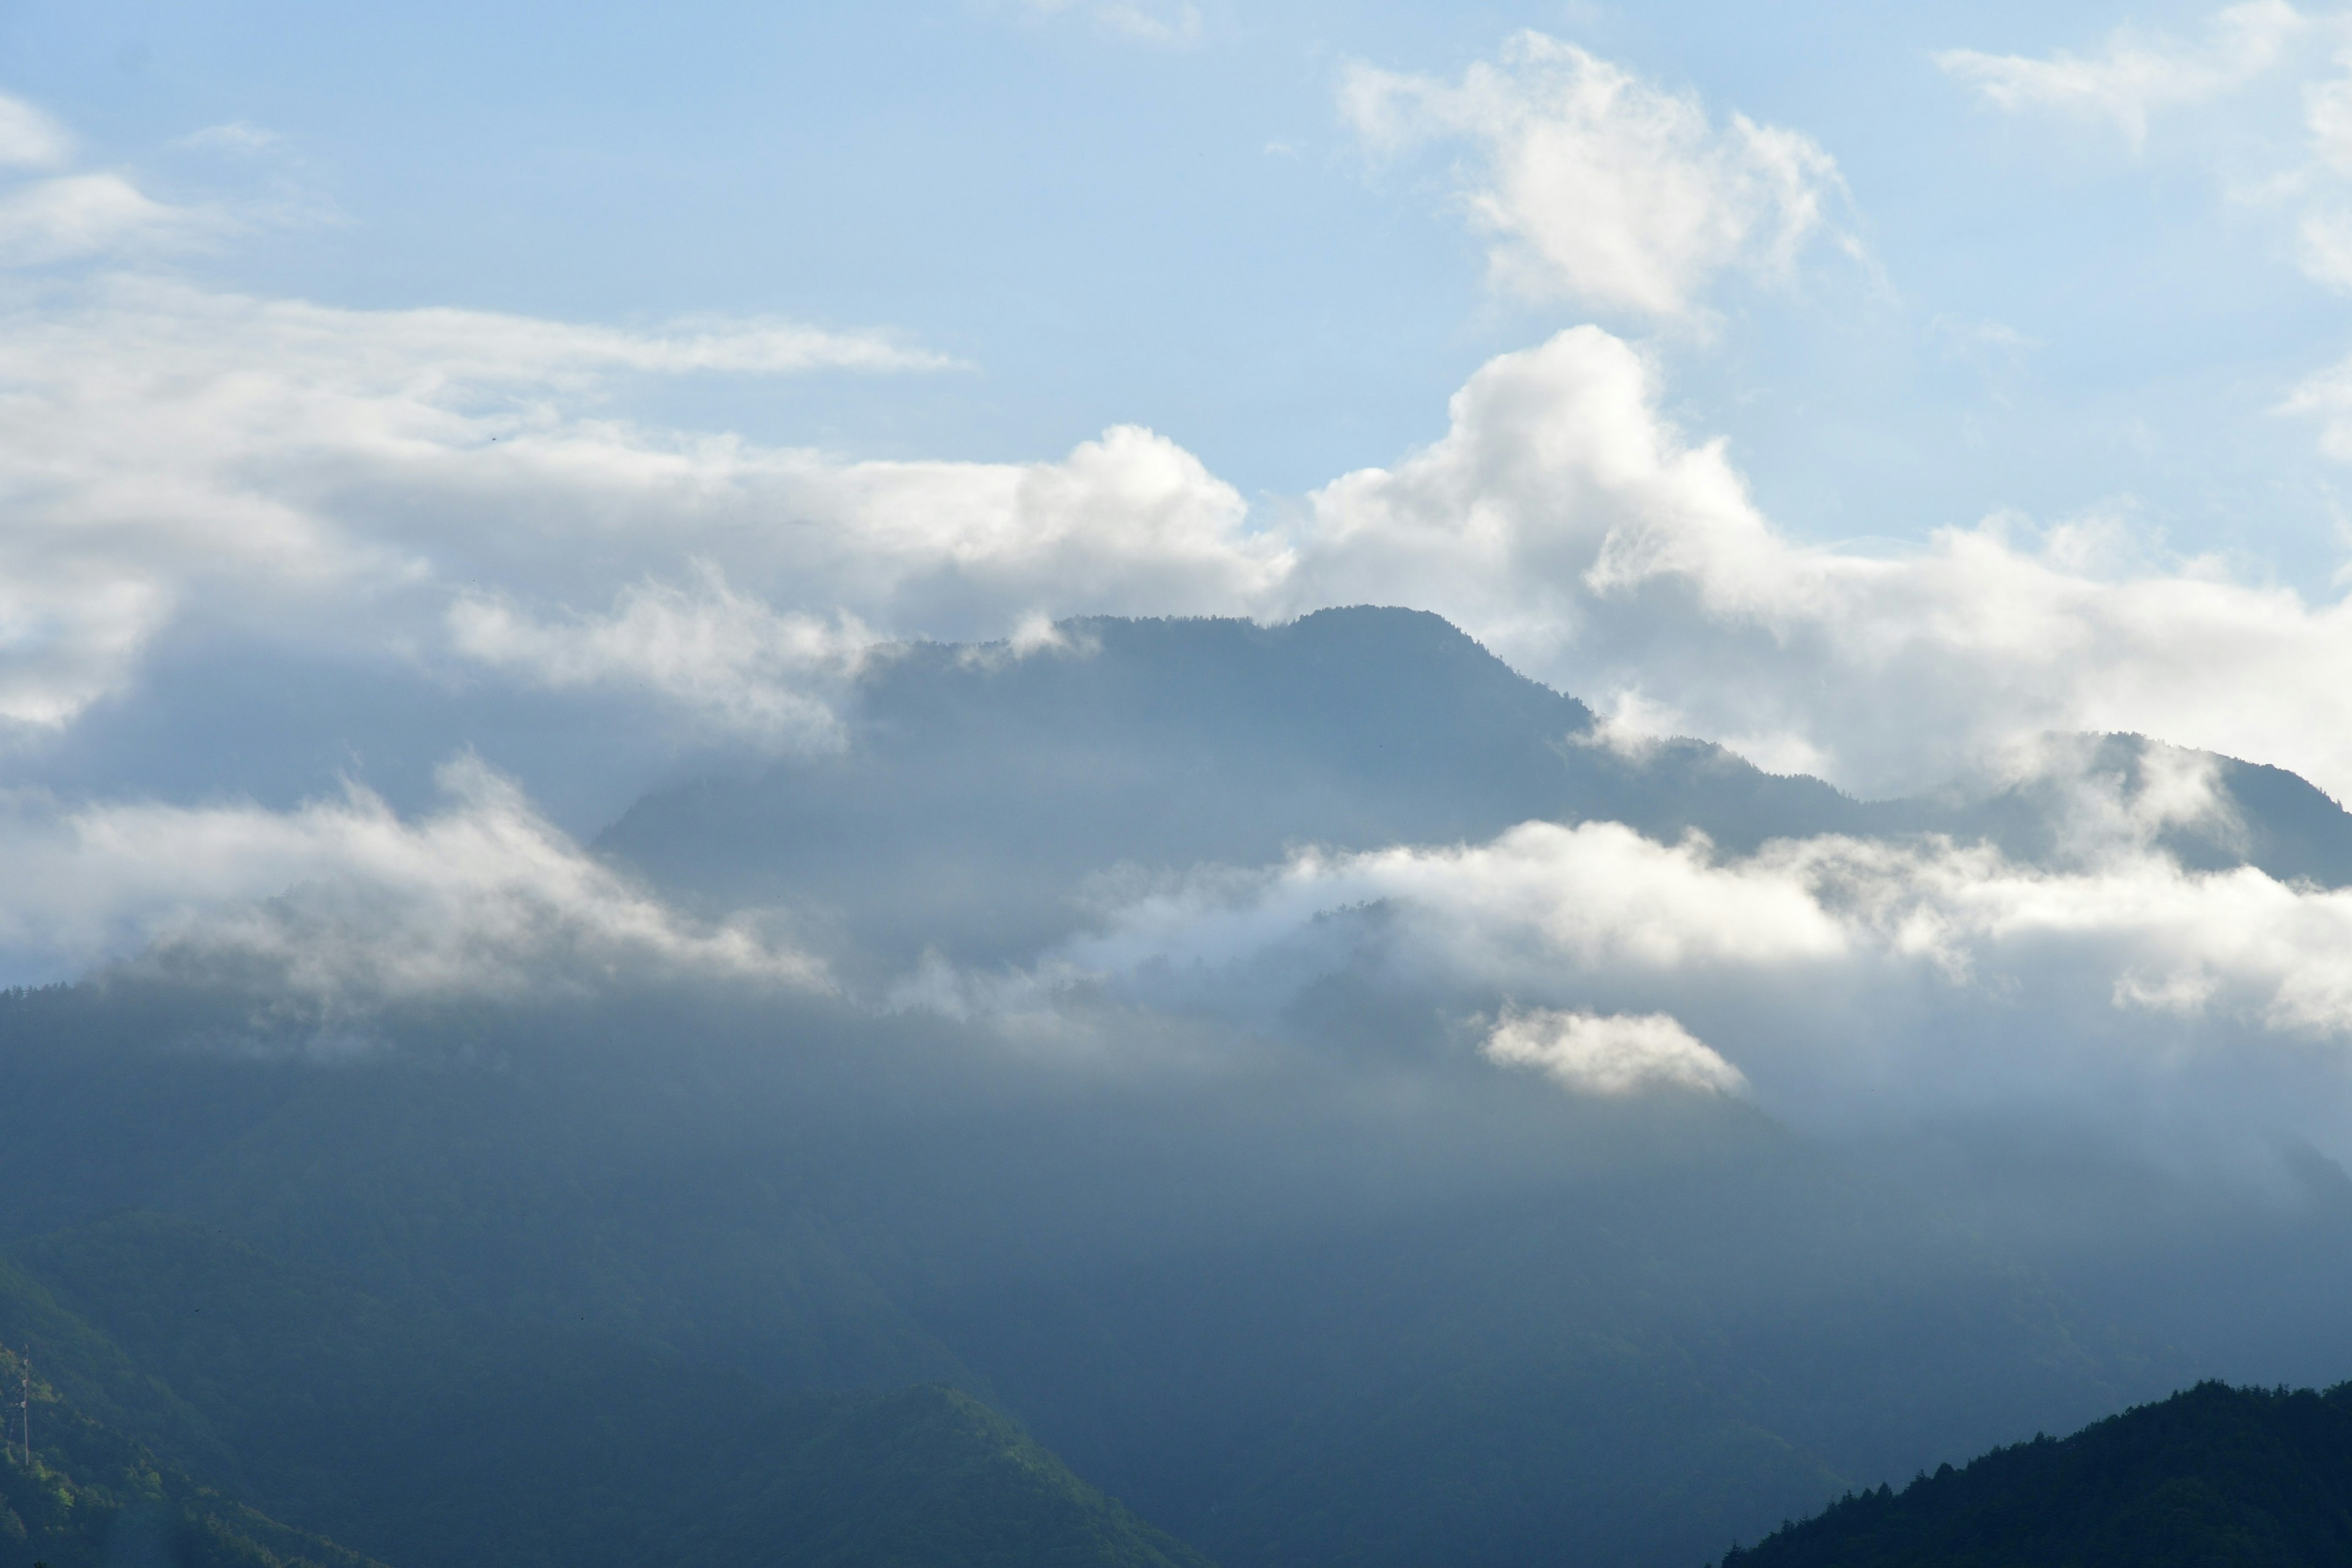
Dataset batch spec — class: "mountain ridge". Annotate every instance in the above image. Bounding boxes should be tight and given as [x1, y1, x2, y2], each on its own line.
[1722, 1379, 2352, 1567]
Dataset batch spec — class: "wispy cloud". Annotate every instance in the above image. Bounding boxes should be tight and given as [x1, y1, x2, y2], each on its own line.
[1937, 1, 2307, 147]
[448, 566, 878, 748]
[1020, 0, 1202, 48]
[173, 120, 279, 156]
[1340, 32, 1847, 320]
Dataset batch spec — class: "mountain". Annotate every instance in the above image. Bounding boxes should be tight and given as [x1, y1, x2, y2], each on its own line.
[603, 608, 2352, 978]
[600, 608, 1866, 968]
[1723, 1381, 2352, 1567]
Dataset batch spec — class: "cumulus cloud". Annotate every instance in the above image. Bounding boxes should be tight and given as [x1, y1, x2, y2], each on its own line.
[1482, 1007, 1746, 1097]
[22, 265, 2352, 812]
[0, 756, 822, 1000]
[1340, 32, 1844, 318]
[1288, 326, 2352, 802]
[11, 95, 2352, 881]
[1937, 1, 2306, 147]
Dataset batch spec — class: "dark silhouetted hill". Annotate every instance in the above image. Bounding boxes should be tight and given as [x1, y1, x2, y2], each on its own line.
[1722, 1381, 2352, 1568]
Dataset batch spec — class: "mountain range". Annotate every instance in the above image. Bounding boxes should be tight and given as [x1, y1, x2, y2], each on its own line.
[2, 608, 2350, 1567]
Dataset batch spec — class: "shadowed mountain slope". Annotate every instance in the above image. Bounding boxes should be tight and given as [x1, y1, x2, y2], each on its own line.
[601, 608, 1863, 965]
[0, 1207, 1213, 1568]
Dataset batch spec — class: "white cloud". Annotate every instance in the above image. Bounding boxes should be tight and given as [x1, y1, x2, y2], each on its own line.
[0, 756, 823, 1001]
[2280, 336, 2352, 441]
[0, 95, 72, 169]
[1340, 32, 1844, 318]
[1934, 7, 2352, 298]
[1937, 1, 2307, 147]
[1287, 326, 2352, 804]
[1020, 0, 1202, 47]
[20, 271, 2352, 816]
[447, 566, 877, 748]
[0, 172, 219, 266]
[173, 121, 279, 156]
[0, 277, 973, 734]
[5, 91, 2352, 850]
[1483, 1007, 1746, 1096]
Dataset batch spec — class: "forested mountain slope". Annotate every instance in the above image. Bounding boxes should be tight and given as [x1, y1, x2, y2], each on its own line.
[0, 1000, 1215, 1568]
[1725, 1381, 2352, 1567]
[0, 1339, 381, 1568]
[0, 983, 2196, 1568]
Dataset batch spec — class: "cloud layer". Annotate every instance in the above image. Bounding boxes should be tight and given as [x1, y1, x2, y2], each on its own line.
[1031, 792, 2352, 1137]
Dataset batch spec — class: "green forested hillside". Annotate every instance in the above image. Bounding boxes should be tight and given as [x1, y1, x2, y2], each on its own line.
[1724, 1381, 2352, 1567]
[0, 1210, 1210, 1568]
[0, 1341, 382, 1568]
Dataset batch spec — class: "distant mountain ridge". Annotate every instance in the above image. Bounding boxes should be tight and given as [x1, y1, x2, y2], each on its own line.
[603, 607, 2352, 970]
[605, 606, 1863, 967]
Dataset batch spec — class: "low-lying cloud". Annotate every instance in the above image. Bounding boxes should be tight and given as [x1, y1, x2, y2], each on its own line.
[0, 756, 823, 1000]
[1022, 790, 2352, 1137]
[1483, 1007, 1748, 1098]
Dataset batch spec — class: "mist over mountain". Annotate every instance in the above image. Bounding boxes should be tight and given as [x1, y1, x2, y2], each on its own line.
[4, 609, 2352, 1567]
[15, 11, 2352, 1565]
[601, 608, 1863, 970]
[609, 609, 2352, 961]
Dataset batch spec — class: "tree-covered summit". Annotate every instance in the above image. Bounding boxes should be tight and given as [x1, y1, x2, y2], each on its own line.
[1722, 1381, 2352, 1567]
